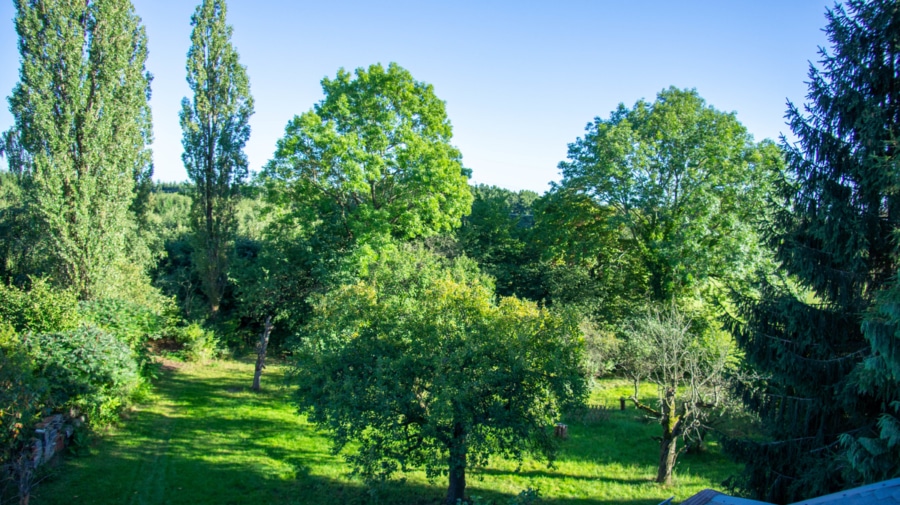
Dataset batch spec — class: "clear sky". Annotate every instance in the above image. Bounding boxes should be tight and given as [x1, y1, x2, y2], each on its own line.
[0, 1, 833, 193]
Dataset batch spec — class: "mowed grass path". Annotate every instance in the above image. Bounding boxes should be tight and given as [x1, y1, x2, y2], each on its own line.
[31, 359, 741, 505]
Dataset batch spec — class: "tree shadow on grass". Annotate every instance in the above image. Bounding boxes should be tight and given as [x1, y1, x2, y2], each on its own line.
[30, 364, 676, 505]
[558, 410, 740, 479]
[557, 413, 662, 468]
[475, 467, 651, 487]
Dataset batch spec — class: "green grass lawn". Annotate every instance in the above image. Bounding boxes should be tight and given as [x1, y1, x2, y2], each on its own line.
[31, 359, 742, 505]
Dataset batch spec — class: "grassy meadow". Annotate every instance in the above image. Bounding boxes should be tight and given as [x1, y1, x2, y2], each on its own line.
[30, 359, 741, 505]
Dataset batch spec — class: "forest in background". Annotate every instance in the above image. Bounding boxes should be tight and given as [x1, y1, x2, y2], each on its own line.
[2, 0, 900, 504]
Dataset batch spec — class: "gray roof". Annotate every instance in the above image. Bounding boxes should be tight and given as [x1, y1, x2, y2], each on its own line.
[679, 489, 769, 505]
[789, 478, 900, 505]
[677, 478, 900, 505]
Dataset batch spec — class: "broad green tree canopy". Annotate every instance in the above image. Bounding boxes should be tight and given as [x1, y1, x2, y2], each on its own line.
[557, 87, 775, 304]
[263, 63, 472, 247]
[456, 185, 543, 300]
[292, 245, 587, 504]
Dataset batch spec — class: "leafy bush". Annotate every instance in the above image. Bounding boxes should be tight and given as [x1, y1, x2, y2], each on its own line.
[24, 327, 139, 426]
[0, 279, 80, 334]
[173, 323, 219, 363]
[0, 322, 46, 464]
[79, 296, 178, 373]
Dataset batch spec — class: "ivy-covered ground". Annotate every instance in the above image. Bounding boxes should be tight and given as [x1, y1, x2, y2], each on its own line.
[31, 359, 741, 505]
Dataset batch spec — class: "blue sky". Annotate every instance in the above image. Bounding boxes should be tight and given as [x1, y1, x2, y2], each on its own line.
[0, 1, 833, 193]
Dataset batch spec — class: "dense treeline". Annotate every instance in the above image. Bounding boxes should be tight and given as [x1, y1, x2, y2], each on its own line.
[2, 0, 900, 504]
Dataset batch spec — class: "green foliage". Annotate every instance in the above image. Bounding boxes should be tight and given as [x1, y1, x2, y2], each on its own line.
[532, 187, 646, 326]
[0, 172, 38, 283]
[28, 359, 741, 505]
[0, 279, 80, 335]
[24, 326, 139, 426]
[153, 237, 204, 319]
[0, 322, 46, 466]
[579, 318, 619, 378]
[145, 189, 193, 261]
[614, 316, 656, 395]
[79, 296, 178, 372]
[234, 189, 269, 240]
[848, 278, 900, 482]
[181, 0, 254, 317]
[556, 87, 775, 305]
[457, 185, 545, 300]
[729, 1, 900, 500]
[173, 323, 219, 362]
[230, 233, 318, 350]
[3, 0, 154, 300]
[624, 307, 734, 396]
[292, 245, 587, 503]
[251, 63, 474, 353]
[263, 63, 473, 248]
[79, 297, 170, 348]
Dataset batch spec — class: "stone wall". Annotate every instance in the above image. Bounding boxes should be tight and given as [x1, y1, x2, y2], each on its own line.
[31, 415, 71, 468]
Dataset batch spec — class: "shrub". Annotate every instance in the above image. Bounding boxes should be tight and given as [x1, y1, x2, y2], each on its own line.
[24, 327, 139, 426]
[174, 323, 219, 363]
[79, 296, 178, 373]
[0, 322, 46, 465]
[0, 279, 80, 334]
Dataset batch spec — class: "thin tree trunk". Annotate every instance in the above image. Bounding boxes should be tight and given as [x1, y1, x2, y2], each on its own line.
[252, 315, 273, 392]
[206, 236, 221, 319]
[445, 423, 467, 504]
[656, 387, 680, 485]
[15, 449, 34, 505]
[656, 432, 677, 485]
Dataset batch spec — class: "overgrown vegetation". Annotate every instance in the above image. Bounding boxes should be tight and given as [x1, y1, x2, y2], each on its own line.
[1, 0, 899, 504]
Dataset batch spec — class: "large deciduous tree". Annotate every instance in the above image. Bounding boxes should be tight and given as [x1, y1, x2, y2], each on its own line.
[180, 0, 253, 318]
[551, 87, 773, 488]
[292, 245, 587, 505]
[263, 63, 472, 249]
[556, 87, 775, 307]
[2, 0, 153, 299]
[731, 1, 900, 501]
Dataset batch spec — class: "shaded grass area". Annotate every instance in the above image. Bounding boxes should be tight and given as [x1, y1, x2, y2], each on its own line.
[31, 361, 741, 505]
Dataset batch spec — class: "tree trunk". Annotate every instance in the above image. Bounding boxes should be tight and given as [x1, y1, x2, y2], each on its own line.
[631, 388, 685, 486]
[206, 242, 221, 320]
[656, 428, 678, 485]
[655, 387, 680, 485]
[251, 315, 273, 392]
[445, 423, 468, 504]
[14, 449, 34, 505]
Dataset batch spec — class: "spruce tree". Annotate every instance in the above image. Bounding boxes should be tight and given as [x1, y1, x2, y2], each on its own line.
[731, 1, 900, 501]
[180, 0, 253, 318]
[3, 0, 153, 300]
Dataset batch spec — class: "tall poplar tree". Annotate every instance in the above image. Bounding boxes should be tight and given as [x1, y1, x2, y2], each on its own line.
[2, 0, 153, 300]
[731, 1, 900, 501]
[180, 0, 253, 318]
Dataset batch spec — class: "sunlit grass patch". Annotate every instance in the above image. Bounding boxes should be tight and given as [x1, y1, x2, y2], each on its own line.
[32, 359, 742, 505]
